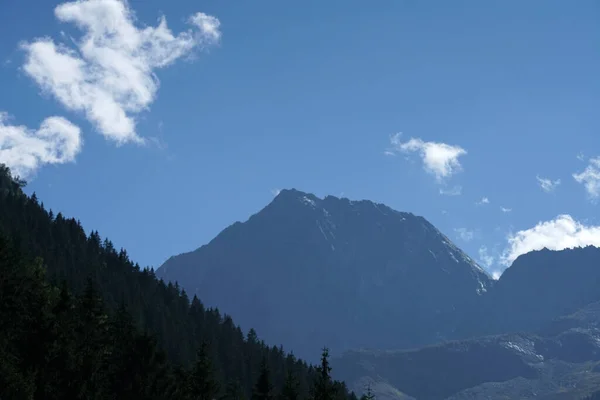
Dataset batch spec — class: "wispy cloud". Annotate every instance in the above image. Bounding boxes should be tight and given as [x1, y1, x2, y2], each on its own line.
[478, 246, 494, 268]
[536, 175, 561, 193]
[387, 133, 467, 182]
[0, 112, 81, 178]
[21, 0, 221, 144]
[475, 197, 489, 206]
[454, 228, 474, 242]
[500, 206, 512, 213]
[271, 188, 281, 197]
[477, 246, 501, 279]
[573, 157, 600, 201]
[500, 215, 600, 267]
[439, 185, 462, 196]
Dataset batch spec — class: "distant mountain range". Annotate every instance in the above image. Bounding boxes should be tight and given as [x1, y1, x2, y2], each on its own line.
[333, 325, 600, 400]
[334, 276, 600, 399]
[158, 188, 600, 399]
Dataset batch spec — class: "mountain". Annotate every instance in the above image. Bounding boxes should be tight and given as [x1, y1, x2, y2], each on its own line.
[0, 165, 355, 400]
[333, 326, 600, 400]
[157, 188, 492, 360]
[457, 246, 600, 339]
[334, 246, 600, 400]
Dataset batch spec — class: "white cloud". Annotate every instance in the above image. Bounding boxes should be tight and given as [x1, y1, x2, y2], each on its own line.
[476, 197, 489, 206]
[573, 157, 600, 200]
[389, 132, 402, 147]
[577, 152, 586, 162]
[500, 214, 600, 267]
[500, 206, 512, 213]
[0, 112, 81, 178]
[21, 0, 221, 144]
[271, 188, 281, 197]
[454, 228, 474, 242]
[536, 175, 561, 193]
[388, 134, 467, 182]
[439, 185, 462, 196]
[478, 246, 501, 279]
[478, 246, 494, 268]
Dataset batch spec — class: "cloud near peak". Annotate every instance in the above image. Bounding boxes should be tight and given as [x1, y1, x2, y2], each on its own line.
[21, 0, 221, 144]
[0, 112, 81, 178]
[388, 133, 467, 182]
[500, 214, 600, 267]
[454, 228, 474, 242]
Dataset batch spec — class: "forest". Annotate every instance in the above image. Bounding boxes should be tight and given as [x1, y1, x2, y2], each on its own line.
[0, 164, 358, 400]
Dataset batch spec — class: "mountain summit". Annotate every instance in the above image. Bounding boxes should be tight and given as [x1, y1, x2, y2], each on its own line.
[157, 189, 491, 359]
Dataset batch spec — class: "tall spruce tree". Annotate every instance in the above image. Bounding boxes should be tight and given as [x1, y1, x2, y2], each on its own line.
[280, 369, 300, 400]
[252, 357, 274, 400]
[311, 348, 335, 400]
[188, 341, 220, 400]
[223, 379, 246, 400]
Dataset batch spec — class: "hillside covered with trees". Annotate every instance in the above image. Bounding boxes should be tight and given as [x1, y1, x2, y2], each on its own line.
[0, 164, 356, 400]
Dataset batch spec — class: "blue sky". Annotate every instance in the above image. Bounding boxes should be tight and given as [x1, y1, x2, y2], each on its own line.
[1, 0, 599, 277]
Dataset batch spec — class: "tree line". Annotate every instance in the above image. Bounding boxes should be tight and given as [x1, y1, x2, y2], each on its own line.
[0, 165, 359, 400]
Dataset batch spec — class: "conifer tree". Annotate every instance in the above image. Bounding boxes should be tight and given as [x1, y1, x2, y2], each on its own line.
[72, 278, 110, 397]
[223, 379, 246, 400]
[359, 383, 375, 400]
[105, 301, 137, 398]
[280, 369, 300, 400]
[311, 348, 335, 400]
[189, 341, 221, 400]
[252, 357, 274, 400]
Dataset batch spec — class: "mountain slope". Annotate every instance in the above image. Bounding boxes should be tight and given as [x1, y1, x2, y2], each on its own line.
[0, 165, 355, 400]
[334, 245, 600, 400]
[157, 188, 491, 360]
[333, 327, 600, 400]
[456, 246, 600, 339]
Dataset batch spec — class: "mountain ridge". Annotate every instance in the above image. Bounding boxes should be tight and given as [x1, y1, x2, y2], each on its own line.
[157, 187, 492, 361]
[159, 188, 489, 280]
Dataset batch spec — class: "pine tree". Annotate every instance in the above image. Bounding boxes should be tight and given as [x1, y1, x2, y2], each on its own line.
[42, 280, 76, 400]
[189, 341, 221, 400]
[252, 357, 274, 400]
[72, 278, 110, 398]
[311, 348, 335, 400]
[280, 369, 300, 400]
[105, 301, 137, 398]
[223, 379, 246, 400]
[0, 236, 40, 398]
